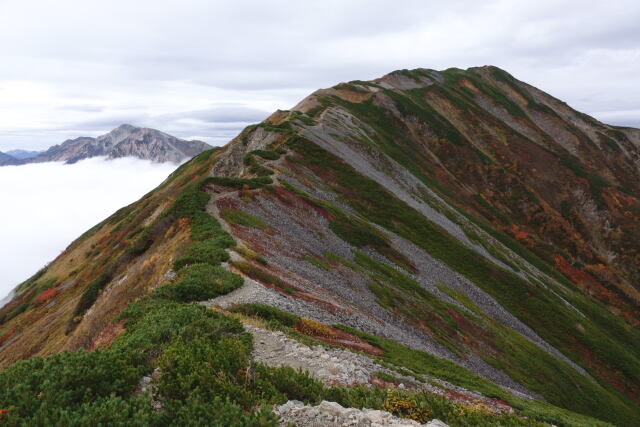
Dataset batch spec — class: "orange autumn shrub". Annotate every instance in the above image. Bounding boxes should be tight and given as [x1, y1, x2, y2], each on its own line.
[296, 318, 336, 338]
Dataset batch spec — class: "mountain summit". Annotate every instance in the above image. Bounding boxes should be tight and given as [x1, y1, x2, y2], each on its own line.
[0, 66, 638, 425]
[9, 124, 211, 165]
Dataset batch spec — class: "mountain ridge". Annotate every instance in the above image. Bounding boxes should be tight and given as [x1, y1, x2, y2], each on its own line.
[2, 124, 212, 165]
[0, 151, 20, 166]
[5, 149, 41, 160]
[0, 65, 638, 426]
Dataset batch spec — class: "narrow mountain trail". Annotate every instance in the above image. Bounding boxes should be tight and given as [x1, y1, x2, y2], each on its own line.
[274, 400, 450, 426]
[242, 322, 515, 415]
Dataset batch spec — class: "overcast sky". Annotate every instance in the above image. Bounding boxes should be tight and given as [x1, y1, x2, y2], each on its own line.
[0, 0, 639, 151]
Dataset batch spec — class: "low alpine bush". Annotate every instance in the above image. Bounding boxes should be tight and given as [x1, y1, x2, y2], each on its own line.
[157, 264, 243, 303]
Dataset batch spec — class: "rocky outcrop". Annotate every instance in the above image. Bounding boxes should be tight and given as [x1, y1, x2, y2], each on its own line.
[274, 400, 449, 427]
[242, 323, 517, 413]
[246, 324, 411, 387]
[10, 124, 211, 165]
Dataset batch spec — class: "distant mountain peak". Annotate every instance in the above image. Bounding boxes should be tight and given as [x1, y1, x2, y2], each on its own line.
[114, 123, 137, 131]
[3, 125, 212, 166]
[5, 149, 41, 160]
[0, 151, 19, 166]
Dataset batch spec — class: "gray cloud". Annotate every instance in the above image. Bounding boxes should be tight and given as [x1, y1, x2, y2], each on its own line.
[153, 105, 271, 124]
[0, 0, 638, 151]
[56, 104, 105, 113]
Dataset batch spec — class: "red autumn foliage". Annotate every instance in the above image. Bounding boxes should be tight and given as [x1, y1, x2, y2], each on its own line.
[35, 288, 59, 304]
[553, 254, 599, 287]
[308, 326, 384, 357]
[87, 320, 126, 351]
[509, 224, 535, 247]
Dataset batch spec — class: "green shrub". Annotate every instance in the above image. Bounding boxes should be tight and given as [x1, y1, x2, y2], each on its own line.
[17, 394, 162, 426]
[290, 110, 317, 125]
[251, 165, 275, 176]
[190, 211, 229, 242]
[114, 298, 247, 356]
[166, 177, 234, 242]
[221, 208, 268, 229]
[304, 254, 331, 271]
[254, 364, 324, 404]
[229, 303, 299, 327]
[234, 246, 268, 264]
[323, 385, 387, 410]
[251, 149, 280, 160]
[244, 153, 258, 167]
[260, 121, 294, 134]
[0, 349, 141, 420]
[233, 261, 297, 294]
[334, 83, 369, 93]
[162, 395, 277, 426]
[328, 216, 387, 248]
[158, 264, 243, 303]
[73, 273, 112, 317]
[127, 227, 154, 256]
[113, 299, 274, 424]
[158, 336, 253, 405]
[244, 153, 274, 176]
[173, 239, 230, 270]
[165, 181, 211, 220]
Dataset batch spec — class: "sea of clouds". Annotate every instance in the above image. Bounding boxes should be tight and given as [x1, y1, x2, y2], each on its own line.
[0, 157, 178, 299]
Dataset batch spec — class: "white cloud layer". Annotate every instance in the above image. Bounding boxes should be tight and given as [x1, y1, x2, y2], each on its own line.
[0, 0, 639, 150]
[0, 158, 177, 298]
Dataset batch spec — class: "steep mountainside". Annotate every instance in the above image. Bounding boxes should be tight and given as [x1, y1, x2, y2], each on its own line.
[0, 67, 638, 426]
[12, 124, 211, 165]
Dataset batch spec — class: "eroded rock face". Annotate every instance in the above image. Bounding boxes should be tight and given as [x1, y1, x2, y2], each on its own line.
[11, 124, 211, 165]
[274, 400, 449, 427]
